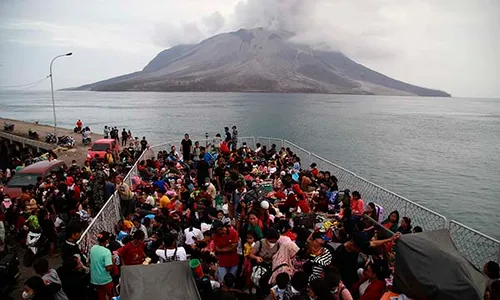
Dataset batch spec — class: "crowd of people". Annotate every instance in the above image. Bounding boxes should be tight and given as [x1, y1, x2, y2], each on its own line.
[0, 126, 499, 300]
[103, 126, 134, 147]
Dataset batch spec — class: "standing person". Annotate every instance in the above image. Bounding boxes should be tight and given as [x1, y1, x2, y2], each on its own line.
[91, 164, 107, 213]
[192, 141, 201, 168]
[212, 220, 240, 280]
[231, 126, 238, 151]
[212, 133, 222, 153]
[181, 134, 193, 162]
[113, 127, 120, 144]
[33, 258, 68, 300]
[224, 127, 231, 148]
[117, 230, 146, 265]
[60, 223, 89, 300]
[121, 129, 128, 147]
[104, 126, 110, 139]
[90, 231, 114, 300]
[140, 136, 148, 152]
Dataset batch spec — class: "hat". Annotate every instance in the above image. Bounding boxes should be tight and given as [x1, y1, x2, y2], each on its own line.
[310, 163, 317, 168]
[260, 200, 269, 210]
[212, 219, 223, 231]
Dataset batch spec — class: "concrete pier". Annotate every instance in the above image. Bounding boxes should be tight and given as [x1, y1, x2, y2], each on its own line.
[0, 117, 103, 165]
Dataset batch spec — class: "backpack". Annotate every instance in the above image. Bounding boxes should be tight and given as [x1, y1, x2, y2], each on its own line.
[159, 247, 178, 263]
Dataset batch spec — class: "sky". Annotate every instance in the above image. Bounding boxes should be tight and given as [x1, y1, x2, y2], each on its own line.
[0, 0, 499, 98]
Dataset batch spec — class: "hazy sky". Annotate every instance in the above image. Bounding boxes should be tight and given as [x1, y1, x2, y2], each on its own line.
[1, 0, 499, 97]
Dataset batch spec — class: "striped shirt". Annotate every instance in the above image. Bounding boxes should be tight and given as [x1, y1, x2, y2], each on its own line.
[310, 248, 333, 280]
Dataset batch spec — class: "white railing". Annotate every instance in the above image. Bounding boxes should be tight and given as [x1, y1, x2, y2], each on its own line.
[78, 136, 500, 268]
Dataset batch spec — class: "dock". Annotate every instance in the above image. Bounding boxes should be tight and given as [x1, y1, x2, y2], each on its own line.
[0, 117, 103, 165]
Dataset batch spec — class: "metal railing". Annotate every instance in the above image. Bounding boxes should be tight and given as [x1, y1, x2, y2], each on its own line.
[78, 136, 500, 268]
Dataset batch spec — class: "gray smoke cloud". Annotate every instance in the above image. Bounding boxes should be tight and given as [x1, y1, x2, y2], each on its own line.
[152, 0, 399, 60]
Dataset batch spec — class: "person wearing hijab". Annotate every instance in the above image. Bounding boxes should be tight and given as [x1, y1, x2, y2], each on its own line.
[269, 239, 300, 285]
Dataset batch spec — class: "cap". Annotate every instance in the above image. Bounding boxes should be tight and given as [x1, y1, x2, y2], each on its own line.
[212, 219, 223, 231]
[260, 200, 269, 210]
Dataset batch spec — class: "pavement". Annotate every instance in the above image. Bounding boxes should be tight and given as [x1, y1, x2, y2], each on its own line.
[1, 117, 103, 165]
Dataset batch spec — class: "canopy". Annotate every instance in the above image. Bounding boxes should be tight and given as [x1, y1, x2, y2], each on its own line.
[393, 229, 488, 300]
[121, 261, 201, 300]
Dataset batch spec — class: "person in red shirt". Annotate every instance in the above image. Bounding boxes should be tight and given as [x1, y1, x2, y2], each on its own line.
[212, 220, 239, 281]
[350, 191, 365, 217]
[117, 230, 146, 265]
[310, 163, 319, 178]
[352, 261, 387, 300]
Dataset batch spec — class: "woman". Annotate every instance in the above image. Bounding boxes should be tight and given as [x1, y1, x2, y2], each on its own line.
[353, 262, 388, 300]
[156, 233, 187, 262]
[364, 202, 380, 222]
[305, 232, 333, 281]
[241, 211, 265, 242]
[397, 217, 412, 234]
[381, 210, 400, 233]
[269, 239, 299, 285]
[249, 228, 280, 265]
[22, 276, 56, 300]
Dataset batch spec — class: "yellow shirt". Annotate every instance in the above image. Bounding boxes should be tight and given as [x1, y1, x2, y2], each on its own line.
[123, 219, 133, 230]
[159, 195, 171, 209]
[244, 242, 254, 256]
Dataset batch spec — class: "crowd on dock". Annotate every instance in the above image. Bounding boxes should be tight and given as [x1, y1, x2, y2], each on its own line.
[0, 126, 499, 300]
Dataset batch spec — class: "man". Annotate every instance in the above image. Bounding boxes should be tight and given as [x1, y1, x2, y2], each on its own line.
[205, 177, 217, 201]
[231, 126, 238, 151]
[60, 223, 89, 300]
[181, 133, 193, 162]
[224, 127, 231, 144]
[117, 230, 146, 265]
[140, 136, 148, 152]
[121, 128, 128, 146]
[484, 261, 500, 300]
[90, 231, 113, 300]
[130, 217, 148, 239]
[334, 232, 400, 290]
[158, 189, 171, 210]
[212, 220, 239, 280]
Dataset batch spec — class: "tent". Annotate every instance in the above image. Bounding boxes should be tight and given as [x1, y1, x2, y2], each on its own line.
[393, 229, 488, 300]
[120, 261, 201, 300]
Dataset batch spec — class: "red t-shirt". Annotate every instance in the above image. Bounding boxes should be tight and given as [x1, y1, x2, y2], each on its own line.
[311, 168, 319, 177]
[297, 200, 310, 213]
[117, 241, 145, 265]
[213, 228, 239, 267]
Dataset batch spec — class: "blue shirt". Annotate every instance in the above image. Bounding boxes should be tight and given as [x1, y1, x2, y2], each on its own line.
[204, 152, 214, 164]
[90, 245, 113, 285]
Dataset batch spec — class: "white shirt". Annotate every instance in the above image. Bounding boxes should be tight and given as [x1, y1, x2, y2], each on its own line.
[156, 247, 187, 262]
[130, 224, 148, 239]
[184, 227, 204, 245]
[359, 279, 371, 296]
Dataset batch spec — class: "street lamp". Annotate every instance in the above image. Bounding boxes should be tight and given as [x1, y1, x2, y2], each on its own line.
[50, 52, 72, 136]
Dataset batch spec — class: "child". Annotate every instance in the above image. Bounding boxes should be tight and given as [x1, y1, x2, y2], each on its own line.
[270, 272, 290, 300]
[200, 230, 214, 253]
[243, 231, 256, 287]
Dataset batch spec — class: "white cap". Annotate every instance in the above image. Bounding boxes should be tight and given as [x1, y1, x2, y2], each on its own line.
[260, 200, 269, 210]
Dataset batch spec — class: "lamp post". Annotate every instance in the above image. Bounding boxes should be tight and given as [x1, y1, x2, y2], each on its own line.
[50, 52, 72, 136]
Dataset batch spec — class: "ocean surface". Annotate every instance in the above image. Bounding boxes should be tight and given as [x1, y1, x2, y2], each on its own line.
[1, 91, 499, 239]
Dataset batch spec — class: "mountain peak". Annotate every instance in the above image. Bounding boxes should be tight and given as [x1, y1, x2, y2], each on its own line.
[71, 28, 450, 97]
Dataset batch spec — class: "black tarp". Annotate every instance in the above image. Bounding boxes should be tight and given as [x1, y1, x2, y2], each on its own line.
[394, 229, 488, 300]
[121, 261, 201, 300]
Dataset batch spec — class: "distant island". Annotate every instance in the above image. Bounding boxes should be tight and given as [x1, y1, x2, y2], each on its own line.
[67, 28, 450, 97]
